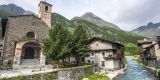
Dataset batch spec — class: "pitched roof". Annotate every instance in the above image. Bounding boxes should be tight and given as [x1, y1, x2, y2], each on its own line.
[88, 37, 124, 47]
[137, 39, 153, 46]
[38, 1, 52, 6]
[137, 40, 152, 44]
[144, 43, 158, 49]
[9, 15, 39, 19]
[8, 15, 48, 26]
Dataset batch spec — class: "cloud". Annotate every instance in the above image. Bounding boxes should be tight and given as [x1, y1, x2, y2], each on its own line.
[0, 0, 160, 31]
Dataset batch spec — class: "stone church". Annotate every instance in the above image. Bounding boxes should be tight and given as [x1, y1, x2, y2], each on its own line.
[0, 1, 52, 69]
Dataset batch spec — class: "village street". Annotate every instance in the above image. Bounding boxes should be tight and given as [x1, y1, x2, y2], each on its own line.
[1, 0, 160, 80]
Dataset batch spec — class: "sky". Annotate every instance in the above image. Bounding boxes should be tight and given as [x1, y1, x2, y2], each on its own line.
[1, 0, 160, 31]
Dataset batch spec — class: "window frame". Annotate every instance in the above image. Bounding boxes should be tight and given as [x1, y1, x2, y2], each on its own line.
[45, 6, 48, 11]
[92, 61, 94, 63]
[26, 31, 35, 39]
[102, 52, 105, 56]
[87, 60, 91, 63]
[91, 52, 94, 56]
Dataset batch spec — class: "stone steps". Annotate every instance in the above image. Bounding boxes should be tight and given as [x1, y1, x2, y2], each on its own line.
[20, 59, 40, 65]
[19, 59, 41, 69]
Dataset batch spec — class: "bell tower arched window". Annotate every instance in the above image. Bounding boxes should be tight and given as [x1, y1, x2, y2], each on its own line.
[45, 6, 48, 11]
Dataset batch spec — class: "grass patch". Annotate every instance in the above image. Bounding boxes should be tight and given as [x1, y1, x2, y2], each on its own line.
[125, 43, 140, 56]
[81, 73, 110, 80]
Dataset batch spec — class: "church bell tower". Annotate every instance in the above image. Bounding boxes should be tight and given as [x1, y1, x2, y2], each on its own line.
[39, 1, 52, 28]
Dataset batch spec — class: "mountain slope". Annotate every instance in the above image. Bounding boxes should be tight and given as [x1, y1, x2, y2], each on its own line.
[0, 9, 15, 18]
[72, 12, 120, 30]
[131, 22, 160, 38]
[52, 13, 143, 44]
[0, 4, 34, 18]
[0, 3, 143, 44]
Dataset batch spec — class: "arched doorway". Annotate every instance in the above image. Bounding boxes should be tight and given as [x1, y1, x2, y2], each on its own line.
[24, 47, 34, 59]
[21, 42, 41, 59]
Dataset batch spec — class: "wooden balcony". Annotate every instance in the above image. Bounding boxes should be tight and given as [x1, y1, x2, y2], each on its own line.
[103, 55, 122, 60]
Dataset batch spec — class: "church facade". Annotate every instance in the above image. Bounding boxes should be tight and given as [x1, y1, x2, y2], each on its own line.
[0, 1, 52, 69]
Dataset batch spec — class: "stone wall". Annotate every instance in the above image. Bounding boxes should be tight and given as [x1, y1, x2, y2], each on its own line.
[2, 15, 49, 64]
[0, 65, 98, 80]
[57, 65, 98, 80]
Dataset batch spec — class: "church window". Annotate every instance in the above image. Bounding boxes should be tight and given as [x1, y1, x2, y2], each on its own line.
[26, 32, 35, 38]
[45, 6, 48, 11]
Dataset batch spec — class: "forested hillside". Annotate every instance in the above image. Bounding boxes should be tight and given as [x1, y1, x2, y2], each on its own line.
[52, 13, 143, 44]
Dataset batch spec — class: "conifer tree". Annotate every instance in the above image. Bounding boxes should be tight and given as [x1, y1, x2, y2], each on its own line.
[42, 23, 72, 65]
[71, 25, 91, 65]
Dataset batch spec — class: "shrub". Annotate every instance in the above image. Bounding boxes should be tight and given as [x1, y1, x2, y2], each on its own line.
[82, 73, 110, 80]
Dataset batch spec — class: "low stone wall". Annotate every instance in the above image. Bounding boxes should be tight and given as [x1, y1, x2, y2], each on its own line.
[140, 63, 160, 78]
[58, 64, 99, 80]
[0, 64, 98, 80]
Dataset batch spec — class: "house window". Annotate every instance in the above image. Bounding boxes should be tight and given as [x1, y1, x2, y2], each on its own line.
[87, 60, 91, 63]
[26, 31, 35, 38]
[101, 61, 105, 67]
[45, 6, 48, 11]
[92, 61, 94, 63]
[113, 50, 117, 54]
[158, 42, 160, 48]
[91, 53, 94, 56]
[102, 52, 105, 56]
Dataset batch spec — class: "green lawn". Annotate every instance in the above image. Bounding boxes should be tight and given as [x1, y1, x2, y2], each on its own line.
[81, 73, 110, 80]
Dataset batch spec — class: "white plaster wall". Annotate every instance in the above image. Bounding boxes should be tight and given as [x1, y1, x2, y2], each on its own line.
[85, 53, 96, 63]
[85, 40, 120, 71]
[90, 41, 113, 50]
[113, 60, 120, 69]
[105, 60, 114, 69]
[105, 60, 119, 70]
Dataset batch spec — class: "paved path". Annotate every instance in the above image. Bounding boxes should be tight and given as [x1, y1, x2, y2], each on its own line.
[0, 66, 56, 78]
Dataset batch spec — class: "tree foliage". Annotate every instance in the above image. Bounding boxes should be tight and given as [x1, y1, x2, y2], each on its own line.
[42, 23, 90, 66]
[42, 23, 72, 63]
[125, 43, 140, 56]
[71, 25, 91, 65]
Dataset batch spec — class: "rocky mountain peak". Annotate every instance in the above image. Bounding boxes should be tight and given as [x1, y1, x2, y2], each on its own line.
[131, 22, 160, 38]
[147, 22, 154, 26]
[72, 12, 120, 29]
[0, 3, 34, 16]
[82, 12, 98, 18]
[8, 3, 18, 7]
